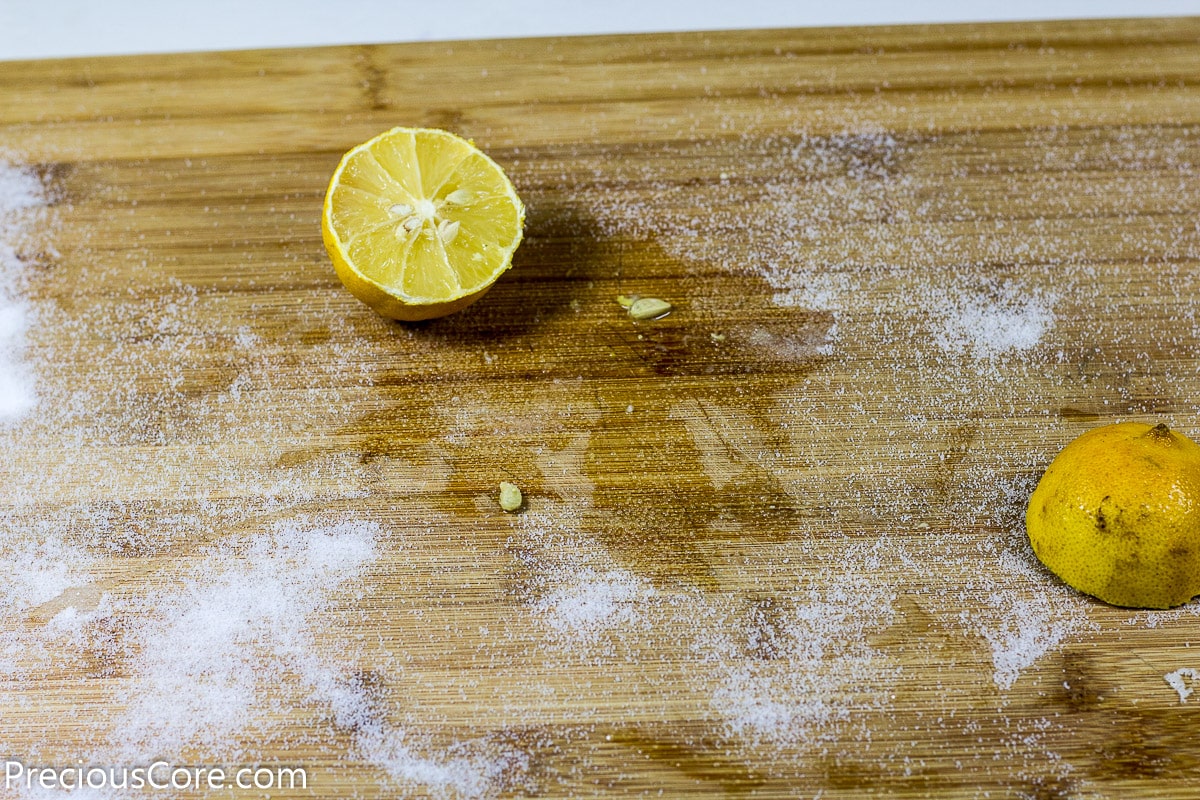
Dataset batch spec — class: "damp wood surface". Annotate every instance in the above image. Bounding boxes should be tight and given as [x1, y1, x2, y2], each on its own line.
[3, 16, 1200, 800]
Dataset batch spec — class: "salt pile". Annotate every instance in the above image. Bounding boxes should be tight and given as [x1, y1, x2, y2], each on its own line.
[516, 498, 661, 658]
[100, 517, 520, 796]
[923, 277, 1057, 361]
[108, 518, 380, 759]
[0, 156, 45, 424]
[358, 726, 530, 800]
[533, 568, 655, 641]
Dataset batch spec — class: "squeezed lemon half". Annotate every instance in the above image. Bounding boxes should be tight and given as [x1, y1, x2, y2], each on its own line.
[1026, 422, 1200, 609]
[321, 127, 525, 321]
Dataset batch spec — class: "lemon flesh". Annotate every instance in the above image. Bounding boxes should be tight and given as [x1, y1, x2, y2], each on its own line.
[321, 127, 525, 321]
[1026, 422, 1200, 609]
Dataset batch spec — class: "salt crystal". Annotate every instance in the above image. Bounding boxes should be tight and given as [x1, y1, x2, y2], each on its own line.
[533, 568, 655, 639]
[0, 157, 45, 217]
[699, 546, 899, 745]
[1164, 668, 1198, 703]
[974, 594, 1075, 692]
[0, 156, 46, 424]
[13, 787, 112, 800]
[358, 726, 529, 799]
[925, 278, 1057, 360]
[0, 536, 98, 613]
[108, 518, 380, 759]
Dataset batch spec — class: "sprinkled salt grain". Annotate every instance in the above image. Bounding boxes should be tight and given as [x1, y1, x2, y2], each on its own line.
[0, 536, 97, 612]
[533, 568, 655, 639]
[0, 301, 35, 422]
[358, 726, 530, 800]
[0, 156, 46, 218]
[950, 485, 1095, 691]
[972, 594, 1077, 692]
[14, 787, 112, 800]
[695, 544, 899, 745]
[290, 651, 532, 798]
[924, 278, 1057, 360]
[0, 156, 47, 424]
[0, 522, 99, 678]
[1164, 668, 1198, 703]
[106, 518, 380, 760]
[513, 496, 659, 648]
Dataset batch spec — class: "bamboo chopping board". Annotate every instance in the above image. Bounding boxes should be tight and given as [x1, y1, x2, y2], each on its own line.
[3, 16, 1200, 799]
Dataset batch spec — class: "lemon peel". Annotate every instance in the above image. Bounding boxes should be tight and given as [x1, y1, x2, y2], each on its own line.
[1026, 421, 1200, 609]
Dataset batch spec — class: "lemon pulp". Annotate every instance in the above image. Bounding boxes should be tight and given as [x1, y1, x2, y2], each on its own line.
[321, 127, 525, 321]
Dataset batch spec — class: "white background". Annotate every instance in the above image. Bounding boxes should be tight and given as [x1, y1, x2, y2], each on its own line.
[1, 0, 1196, 61]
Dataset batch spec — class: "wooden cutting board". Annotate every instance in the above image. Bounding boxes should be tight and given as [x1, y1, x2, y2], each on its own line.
[3, 16, 1200, 799]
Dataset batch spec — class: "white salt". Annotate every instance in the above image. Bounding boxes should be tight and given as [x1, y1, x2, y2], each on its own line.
[358, 726, 529, 800]
[108, 518, 380, 759]
[0, 156, 45, 218]
[0, 156, 46, 424]
[698, 547, 899, 745]
[960, 493, 1094, 692]
[0, 301, 35, 422]
[0, 536, 98, 613]
[925, 278, 1057, 360]
[1164, 668, 1198, 703]
[533, 567, 655, 639]
[0, 521, 100, 678]
[973, 593, 1075, 692]
[289, 649, 529, 798]
[89, 515, 524, 797]
[14, 787, 112, 800]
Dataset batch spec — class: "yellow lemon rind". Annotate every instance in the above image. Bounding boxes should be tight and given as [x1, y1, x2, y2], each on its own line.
[1026, 421, 1200, 610]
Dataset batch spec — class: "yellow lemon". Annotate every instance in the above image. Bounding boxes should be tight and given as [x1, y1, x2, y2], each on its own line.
[321, 127, 525, 321]
[1026, 421, 1200, 609]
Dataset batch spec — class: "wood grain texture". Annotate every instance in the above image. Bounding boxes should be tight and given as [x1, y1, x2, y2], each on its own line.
[3, 17, 1200, 799]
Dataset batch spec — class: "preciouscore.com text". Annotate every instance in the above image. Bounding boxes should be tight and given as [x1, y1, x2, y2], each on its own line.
[5, 760, 307, 791]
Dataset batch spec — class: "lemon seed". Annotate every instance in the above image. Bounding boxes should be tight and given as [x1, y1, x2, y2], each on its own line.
[498, 481, 523, 512]
[438, 219, 461, 244]
[628, 297, 672, 321]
